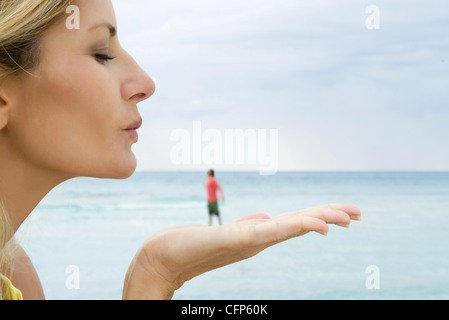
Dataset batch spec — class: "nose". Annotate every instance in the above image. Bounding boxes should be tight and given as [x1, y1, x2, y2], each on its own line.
[121, 52, 156, 104]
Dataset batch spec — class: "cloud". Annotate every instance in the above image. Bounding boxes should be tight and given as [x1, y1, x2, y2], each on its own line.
[112, 0, 449, 171]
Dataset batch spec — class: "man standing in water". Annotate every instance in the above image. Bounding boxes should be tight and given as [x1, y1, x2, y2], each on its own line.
[206, 169, 225, 226]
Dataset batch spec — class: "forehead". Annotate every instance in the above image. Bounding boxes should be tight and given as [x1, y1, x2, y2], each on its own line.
[74, 0, 117, 28]
[51, 0, 117, 37]
[32, 0, 117, 76]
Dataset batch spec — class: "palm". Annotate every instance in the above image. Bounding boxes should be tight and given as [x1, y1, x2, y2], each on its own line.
[139, 204, 361, 290]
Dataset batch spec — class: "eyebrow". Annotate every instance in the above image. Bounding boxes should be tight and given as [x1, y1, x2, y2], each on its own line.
[88, 22, 117, 37]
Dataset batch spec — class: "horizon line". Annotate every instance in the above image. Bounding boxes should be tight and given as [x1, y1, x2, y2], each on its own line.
[134, 169, 449, 173]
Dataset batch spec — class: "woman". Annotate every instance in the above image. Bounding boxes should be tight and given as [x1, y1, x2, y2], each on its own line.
[0, 0, 361, 300]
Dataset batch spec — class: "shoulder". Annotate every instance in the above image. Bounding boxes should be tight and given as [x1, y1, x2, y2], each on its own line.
[1, 274, 23, 300]
[7, 241, 45, 300]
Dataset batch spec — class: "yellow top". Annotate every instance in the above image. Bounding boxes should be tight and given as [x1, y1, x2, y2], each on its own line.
[1, 274, 23, 300]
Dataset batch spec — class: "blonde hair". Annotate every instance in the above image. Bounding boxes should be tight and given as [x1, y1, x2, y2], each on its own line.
[0, 199, 14, 299]
[0, 0, 75, 300]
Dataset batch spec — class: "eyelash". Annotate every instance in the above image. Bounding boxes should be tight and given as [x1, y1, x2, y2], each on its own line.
[94, 53, 116, 64]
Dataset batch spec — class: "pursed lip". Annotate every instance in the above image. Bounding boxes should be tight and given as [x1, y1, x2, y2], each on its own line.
[124, 118, 143, 131]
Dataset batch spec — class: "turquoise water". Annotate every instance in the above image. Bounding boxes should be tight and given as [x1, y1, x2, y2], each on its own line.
[18, 171, 449, 300]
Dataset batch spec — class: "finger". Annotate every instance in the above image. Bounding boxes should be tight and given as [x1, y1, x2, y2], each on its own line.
[278, 215, 330, 238]
[300, 207, 352, 227]
[275, 207, 352, 228]
[249, 215, 329, 246]
[323, 204, 361, 221]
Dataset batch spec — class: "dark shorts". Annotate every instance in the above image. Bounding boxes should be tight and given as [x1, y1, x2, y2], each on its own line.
[208, 201, 220, 216]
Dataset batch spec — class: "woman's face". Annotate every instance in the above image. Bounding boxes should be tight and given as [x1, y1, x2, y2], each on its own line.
[4, 0, 155, 179]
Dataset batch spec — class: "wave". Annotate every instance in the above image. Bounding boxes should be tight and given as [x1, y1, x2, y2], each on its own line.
[37, 198, 206, 213]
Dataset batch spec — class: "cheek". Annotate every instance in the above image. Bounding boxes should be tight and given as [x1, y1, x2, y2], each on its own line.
[12, 62, 136, 178]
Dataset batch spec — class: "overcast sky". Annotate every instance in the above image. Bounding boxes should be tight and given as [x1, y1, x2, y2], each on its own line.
[111, 0, 449, 172]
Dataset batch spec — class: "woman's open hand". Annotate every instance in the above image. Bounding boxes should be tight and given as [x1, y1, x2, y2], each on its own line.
[122, 203, 361, 300]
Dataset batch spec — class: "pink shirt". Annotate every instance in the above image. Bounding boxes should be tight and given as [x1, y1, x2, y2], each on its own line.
[206, 177, 222, 202]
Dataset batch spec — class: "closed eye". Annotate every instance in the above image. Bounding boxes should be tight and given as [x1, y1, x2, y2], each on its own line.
[94, 53, 116, 64]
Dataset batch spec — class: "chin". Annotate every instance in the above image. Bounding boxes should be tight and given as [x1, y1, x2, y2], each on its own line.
[113, 160, 138, 180]
[93, 154, 138, 180]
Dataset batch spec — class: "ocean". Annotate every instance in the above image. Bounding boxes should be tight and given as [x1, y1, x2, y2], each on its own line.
[17, 171, 449, 300]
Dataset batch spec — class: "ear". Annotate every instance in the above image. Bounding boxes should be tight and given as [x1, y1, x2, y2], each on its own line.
[0, 88, 11, 131]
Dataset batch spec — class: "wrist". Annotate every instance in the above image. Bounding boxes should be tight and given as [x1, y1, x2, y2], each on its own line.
[122, 251, 176, 300]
